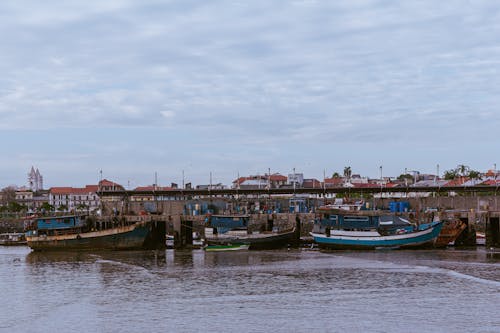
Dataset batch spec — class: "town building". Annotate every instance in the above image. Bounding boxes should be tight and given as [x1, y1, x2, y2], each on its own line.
[287, 172, 304, 187]
[232, 173, 287, 189]
[49, 185, 100, 212]
[28, 166, 43, 192]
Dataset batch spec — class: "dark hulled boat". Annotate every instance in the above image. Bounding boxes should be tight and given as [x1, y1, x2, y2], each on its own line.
[25, 215, 153, 251]
[204, 214, 297, 250]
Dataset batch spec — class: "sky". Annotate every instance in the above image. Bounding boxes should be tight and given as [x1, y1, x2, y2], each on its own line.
[1, 0, 500, 189]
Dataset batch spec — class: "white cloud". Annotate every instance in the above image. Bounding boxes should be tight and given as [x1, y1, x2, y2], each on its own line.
[1, 0, 500, 186]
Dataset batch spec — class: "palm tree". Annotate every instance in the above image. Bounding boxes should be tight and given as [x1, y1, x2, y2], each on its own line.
[343, 166, 352, 180]
[456, 164, 470, 177]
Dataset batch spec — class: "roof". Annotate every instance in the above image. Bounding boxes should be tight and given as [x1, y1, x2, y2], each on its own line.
[50, 186, 99, 195]
[445, 177, 470, 186]
[269, 174, 287, 181]
[324, 177, 344, 185]
[99, 179, 122, 187]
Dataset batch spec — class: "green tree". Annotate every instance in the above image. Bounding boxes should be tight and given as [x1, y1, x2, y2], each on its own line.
[40, 202, 54, 212]
[8, 202, 24, 212]
[397, 174, 413, 181]
[456, 164, 470, 177]
[444, 169, 458, 180]
[468, 170, 481, 180]
[332, 172, 341, 178]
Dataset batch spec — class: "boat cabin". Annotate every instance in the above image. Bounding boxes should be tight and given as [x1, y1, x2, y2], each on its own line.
[314, 208, 413, 234]
[25, 215, 87, 237]
[205, 215, 249, 234]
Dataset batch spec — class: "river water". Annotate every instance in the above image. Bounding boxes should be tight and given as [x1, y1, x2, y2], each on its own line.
[0, 246, 499, 333]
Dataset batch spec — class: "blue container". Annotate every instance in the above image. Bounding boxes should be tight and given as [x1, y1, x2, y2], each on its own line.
[389, 202, 398, 213]
[399, 201, 410, 212]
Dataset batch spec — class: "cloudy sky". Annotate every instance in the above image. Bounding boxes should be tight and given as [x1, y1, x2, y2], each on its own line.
[1, 0, 499, 189]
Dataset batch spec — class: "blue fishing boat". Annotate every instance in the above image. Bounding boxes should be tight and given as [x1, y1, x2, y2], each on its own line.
[310, 208, 443, 250]
[204, 214, 297, 250]
[25, 215, 153, 251]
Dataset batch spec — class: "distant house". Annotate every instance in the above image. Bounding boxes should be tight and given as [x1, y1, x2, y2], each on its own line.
[13, 188, 49, 212]
[323, 177, 344, 188]
[350, 174, 369, 184]
[287, 173, 304, 187]
[232, 173, 286, 189]
[303, 178, 321, 188]
[98, 179, 124, 192]
[49, 185, 100, 212]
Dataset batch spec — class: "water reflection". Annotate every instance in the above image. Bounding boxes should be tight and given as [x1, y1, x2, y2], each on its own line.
[171, 249, 194, 267]
[26, 251, 94, 264]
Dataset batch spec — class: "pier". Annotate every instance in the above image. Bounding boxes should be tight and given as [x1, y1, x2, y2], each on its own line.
[95, 185, 500, 249]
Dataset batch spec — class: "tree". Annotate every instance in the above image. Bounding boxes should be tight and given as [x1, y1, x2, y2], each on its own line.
[332, 172, 341, 178]
[444, 169, 458, 180]
[40, 202, 54, 212]
[456, 164, 470, 177]
[1, 186, 16, 205]
[8, 202, 24, 212]
[76, 203, 88, 212]
[397, 174, 413, 181]
[468, 170, 481, 180]
[57, 204, 68, 212]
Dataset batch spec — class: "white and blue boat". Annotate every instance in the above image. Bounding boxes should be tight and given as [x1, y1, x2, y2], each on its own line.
[310, 208, 443, 250]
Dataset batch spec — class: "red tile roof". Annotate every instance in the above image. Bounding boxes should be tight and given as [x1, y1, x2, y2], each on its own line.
[99, 179, 121, 187]
[50, 186, 99, 195]
[481, 179, 500, 186]
[445, 177, 469, 186]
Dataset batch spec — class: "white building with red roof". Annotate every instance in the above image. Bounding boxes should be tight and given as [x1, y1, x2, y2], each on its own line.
[49, 185, 100, 212]
[48, 179, 123, 212]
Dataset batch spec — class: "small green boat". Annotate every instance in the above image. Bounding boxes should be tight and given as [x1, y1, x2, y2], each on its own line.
[204, 244, 250, 252]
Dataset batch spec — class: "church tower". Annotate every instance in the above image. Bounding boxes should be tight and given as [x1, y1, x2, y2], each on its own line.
[28, 166, 43, 192]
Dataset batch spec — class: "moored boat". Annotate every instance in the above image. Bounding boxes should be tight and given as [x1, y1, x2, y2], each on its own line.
[310, 207, 443, 250]
[0, 233, 27, 246]
[204, 214, 297, 250]
[434, 219, 467, 247]
[25, 215, 153, 251]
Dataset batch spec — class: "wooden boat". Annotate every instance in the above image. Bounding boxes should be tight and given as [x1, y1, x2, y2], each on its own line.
[434, 219, 467, 247]
[0, 233, 27, 246]
[310, 208, 443, 250]
[25, 215, 153, 251]
[204, 214, 297, 250]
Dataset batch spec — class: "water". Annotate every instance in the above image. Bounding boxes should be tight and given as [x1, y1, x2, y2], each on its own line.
[1, 246, 499, 333]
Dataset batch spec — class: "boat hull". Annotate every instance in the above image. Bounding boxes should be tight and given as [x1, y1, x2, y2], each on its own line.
[26, 221, 151, 251]
[204, 244, 250, 252]
[310, 222, 443, 250]
[206, 229, 296, 250]
[435, 220, 467, 247]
